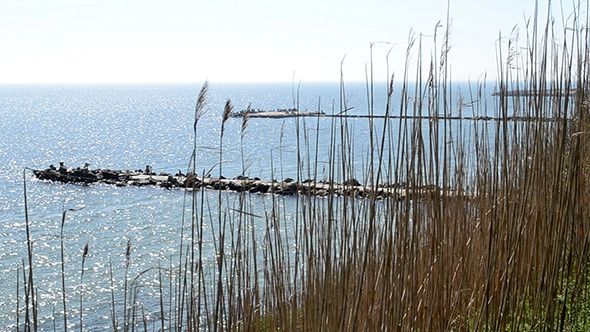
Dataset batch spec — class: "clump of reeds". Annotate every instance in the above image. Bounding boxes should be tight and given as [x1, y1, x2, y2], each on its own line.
[218, 2, 590, 331]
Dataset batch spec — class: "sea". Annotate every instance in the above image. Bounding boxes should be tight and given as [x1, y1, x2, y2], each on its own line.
[0, 82, 494, 330]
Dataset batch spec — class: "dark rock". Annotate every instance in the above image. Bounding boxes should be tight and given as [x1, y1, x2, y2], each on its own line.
[227, 181, 244, 192]
[284, 177, 294, 183]
[343, 178, 360, 186]
[101, 170, 120, 180]
[160, 181, 174, 189]
[247, 182, 265, 193]
[72, 169, 97, 181]
[212, 182, 227, 190]
[254, 183, 270, 193]
[280, 182, 298, 195]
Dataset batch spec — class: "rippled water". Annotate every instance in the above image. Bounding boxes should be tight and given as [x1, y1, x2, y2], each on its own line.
[0, 82, 490, 330]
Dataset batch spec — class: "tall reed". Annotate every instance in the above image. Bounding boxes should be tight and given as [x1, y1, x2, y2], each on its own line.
[22, 169, 37, 332]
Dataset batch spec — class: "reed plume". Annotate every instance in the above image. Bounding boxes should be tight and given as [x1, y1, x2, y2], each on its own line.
[194, 81, 209, 130]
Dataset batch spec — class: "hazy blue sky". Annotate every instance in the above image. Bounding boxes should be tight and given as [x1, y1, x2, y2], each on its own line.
[0, 0, 577, 83]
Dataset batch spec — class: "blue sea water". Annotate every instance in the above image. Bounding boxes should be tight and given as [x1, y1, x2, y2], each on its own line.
[0, 82, 493, 330]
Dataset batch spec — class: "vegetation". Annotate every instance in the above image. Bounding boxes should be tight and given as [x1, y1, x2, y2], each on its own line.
[15, 1, 590, 330]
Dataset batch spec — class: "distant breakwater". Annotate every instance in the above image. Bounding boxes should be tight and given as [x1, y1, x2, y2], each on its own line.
[31, 166, 464, 200]
[229, 109, 559, 122]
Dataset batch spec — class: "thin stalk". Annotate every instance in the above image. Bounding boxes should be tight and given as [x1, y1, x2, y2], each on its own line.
[123, 239, 131, 332]
[23, 169, 37, 332]
[109, 259, 118, 332]
[79, 243, 89, 332]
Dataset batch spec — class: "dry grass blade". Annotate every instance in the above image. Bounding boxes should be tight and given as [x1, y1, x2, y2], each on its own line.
[222, 98, 233, 125]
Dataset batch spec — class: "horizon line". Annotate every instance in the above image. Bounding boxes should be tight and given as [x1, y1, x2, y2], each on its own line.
[0, 79, 483, 86]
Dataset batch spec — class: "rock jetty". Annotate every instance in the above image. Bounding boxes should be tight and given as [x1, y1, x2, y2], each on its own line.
[230, 108, 325, 118]
[32, 164, 462, 200]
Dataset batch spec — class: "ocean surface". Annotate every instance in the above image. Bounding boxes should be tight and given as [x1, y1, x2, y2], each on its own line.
[0, 82, 494, 330]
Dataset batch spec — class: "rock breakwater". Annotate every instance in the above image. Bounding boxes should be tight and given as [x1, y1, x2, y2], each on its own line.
[32, 165, 462, 200]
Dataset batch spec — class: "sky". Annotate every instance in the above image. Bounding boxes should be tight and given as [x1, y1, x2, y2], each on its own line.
[0, 0, 579, 84]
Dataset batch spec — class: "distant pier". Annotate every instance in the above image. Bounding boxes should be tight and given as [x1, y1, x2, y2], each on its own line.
[230, 109, 558, 122]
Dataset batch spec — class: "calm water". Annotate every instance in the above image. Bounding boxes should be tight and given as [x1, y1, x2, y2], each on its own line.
[0, 82, 492, 330]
